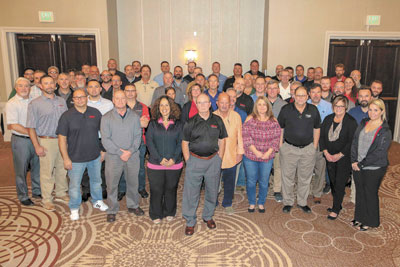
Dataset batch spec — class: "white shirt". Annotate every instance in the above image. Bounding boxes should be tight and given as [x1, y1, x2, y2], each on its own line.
[30, 85, 42, 100]
[87, 96, 114, 115]
[279, 82, 291, 100]
[5, 94, 31, 137]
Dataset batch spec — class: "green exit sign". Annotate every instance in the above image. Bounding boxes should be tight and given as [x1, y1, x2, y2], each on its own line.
[366, 15, 380, 26]
[38, 11, 54, 23]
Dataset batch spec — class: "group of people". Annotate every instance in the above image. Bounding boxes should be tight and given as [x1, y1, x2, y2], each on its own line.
[6, 59, 391, 236]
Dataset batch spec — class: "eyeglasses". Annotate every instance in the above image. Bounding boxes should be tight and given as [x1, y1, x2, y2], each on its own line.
[73, 96, 87, 100]
[334, 105, 346, 109]
[49, 71, 58, 74]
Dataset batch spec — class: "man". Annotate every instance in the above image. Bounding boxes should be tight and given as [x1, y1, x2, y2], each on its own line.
[348, 88, 372, 124]
[278, 86, 321, 213]
[304, 67, 323, 90]
[250, 76, 266, 102]
[350, 70, 364, 89]
[23, 68, 35, 85]
[101, 90, 144, 223]
[88, 66, 100, 81]
[321, 76, 333, 102]
[135, 65, 159, 106]
[186, 70, 208, 94]
[151, 72, 185, 107]
[48, 66, 59, 81]
[82, 80, 114, 202]
[153, 61, 170, 86]
[107, 58, 125, 80]
[285, 66, 294, 82]
[295, 65, 307, 83]
[234, 77, 254, 115]
[223, 63, 243, 91]
[307, 84, 332, 204]
[103, 75, 122, 101]
[210, 62, 227, 92]
[173, 65, 187, 90]
[57, 89, 109, 221]
[278, 70, 291, 100]
[81, 64, 90, 78]
[371, 80, 383, 99]
[272, 65, 284, 81]
[333, 81, 355, 109]
[214, 93, 243, 215]
[266, 80, 287, 202]
[74, 71, 87, 91]
[182, 93, 227, 235]
[132, 60, 142, 81]
[55, 73, 74, 108]
[330, 63, 346, 87]
[124, 64, 141, 85]
[6, 77, 41, 206]
[246, 60, 265, 78]
[306, 67, 315, 82]
[183, 61, 196, 83]
[30, 70, 45, 99]
[26, 75, 69, 211]
[205, 74, 221, 111]
[100, 70, 112, 93]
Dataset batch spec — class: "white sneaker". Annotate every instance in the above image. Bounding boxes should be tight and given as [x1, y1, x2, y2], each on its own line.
[70, 209, 79, 221]
[93, 200, 109, 211]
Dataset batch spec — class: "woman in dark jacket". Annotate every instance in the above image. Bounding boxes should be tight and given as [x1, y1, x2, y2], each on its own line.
[146, 96, 183, 224]
[180, 83, 203, 123]
[350, 98, 392, 231]
[320, 96, 357, 220]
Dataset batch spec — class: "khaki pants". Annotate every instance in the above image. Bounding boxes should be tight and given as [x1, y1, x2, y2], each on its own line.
[39, 138, 68, 203]
[311, 150, 326, 198]
[270, 152, 282, 193]
[280, 143, 316, 207]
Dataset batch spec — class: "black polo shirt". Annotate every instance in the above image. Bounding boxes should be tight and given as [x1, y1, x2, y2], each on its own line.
[56, 106, 102, 162]
[278, 102, 321, 146]
[101, 87, 114, 101]
[245, 70, 266, 77]
[236, 93, 254, 115]
[223, 76, 235, 91]
[183, 113, 228, 157]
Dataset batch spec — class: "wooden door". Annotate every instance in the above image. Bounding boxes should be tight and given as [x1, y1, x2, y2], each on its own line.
[58, 35, 97, 72]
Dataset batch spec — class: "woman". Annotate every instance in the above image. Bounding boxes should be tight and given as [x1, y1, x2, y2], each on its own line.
[146, 96, 183, 224]
[344, 77, 357, 104]
[244, 73, 256, 95]
[180, 83, 203, 123]
[351, 99, 392, 231]
[242, 96, 281, 212]
[165, 87, 182, 111]
[320, 96, 357, 220]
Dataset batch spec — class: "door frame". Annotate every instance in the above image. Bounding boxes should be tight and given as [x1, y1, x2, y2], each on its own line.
[323, 31, 400, 142]
[0, 27, 102, 100]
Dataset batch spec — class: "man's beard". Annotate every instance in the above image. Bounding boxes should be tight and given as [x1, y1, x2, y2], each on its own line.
[360, 100, 368, 107]
[174, 74, 182, 79]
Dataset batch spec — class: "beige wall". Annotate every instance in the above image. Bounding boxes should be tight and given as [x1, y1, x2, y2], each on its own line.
[117, 0, 265, 78]
[267, 0, 400, 76]
[0, 0, 115, 101]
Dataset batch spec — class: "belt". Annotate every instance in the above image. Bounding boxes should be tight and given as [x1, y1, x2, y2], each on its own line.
[190, 152, 217, 160]
[38, 136, 58, 139]
[285, 139, 311, 149]
[12, 134, 30, 139]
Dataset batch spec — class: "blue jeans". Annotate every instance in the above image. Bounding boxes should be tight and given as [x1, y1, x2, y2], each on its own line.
[68, 156, 102, 210]
[236, 163, 246, 186]
[118, 142, 146, 192]
[221, 165, 237, 207]
[243, 156, 273, 206]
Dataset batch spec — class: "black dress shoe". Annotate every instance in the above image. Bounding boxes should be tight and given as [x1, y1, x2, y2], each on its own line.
[185, 226, 195, 236]
[350, 219, 360, 227]
[82, 192, 90, 202]
[139, 189, 149, 198]
[203, 219, 216, 229]
[327, 207, 333, 212]
[102, 191, 107, 199]
[107, 214, 116, 222]
[248, 207, 255, 213]
[21, 199, 34, 206]
[117, 192, 125, 201]
[32, 194, 42, 199]
[298, 205, 311, 213]
[283, 205, 292, 213]
[128, 207, 144, 216]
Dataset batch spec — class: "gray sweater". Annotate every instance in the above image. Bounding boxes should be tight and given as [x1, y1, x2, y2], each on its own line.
[101, 108, 141, 156]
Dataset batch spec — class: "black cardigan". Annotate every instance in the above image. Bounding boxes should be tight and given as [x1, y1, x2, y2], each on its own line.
[351, 118, 392, 169]
[145, 119, 183, 165]
[320, 113, 358, 157]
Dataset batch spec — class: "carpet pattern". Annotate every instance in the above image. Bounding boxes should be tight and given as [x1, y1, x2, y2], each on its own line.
[1, 140, 400, 266]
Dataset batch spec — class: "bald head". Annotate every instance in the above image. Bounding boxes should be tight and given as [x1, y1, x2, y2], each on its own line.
[217, 92, 230, 113]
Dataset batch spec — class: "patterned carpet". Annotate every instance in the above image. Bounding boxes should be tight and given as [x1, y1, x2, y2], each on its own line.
[1, 136, 400, 266]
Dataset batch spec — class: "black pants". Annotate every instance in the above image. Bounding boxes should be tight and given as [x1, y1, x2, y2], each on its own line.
[147, 168, 182, 220]
[81, 160, 106, 194]
[353, 167, 387, 227]
[327, 157, 351, 214]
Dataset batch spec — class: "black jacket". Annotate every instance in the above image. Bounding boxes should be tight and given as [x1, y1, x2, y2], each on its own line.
[351, 118, 392, 169]
[145, 119, 183, 165]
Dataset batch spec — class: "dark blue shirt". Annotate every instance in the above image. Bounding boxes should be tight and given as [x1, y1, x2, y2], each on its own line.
[234, 106, 247, 123]
[205, 89, 221, 111]
[348, 106, 368, 125]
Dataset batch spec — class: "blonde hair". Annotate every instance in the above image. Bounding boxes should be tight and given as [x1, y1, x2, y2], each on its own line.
[369, 98, 386, 121]
[251, 96, 274, 120]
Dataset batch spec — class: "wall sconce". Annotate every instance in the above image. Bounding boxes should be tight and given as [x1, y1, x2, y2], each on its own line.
[184, 50, 198, 64]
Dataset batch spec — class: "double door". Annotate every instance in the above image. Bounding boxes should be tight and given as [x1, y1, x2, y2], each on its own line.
[16, 34, 97, 75]
[327, 39, 400, 133]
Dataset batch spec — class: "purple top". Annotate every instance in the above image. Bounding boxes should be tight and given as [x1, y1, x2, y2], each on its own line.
[243, 117, 282, 162]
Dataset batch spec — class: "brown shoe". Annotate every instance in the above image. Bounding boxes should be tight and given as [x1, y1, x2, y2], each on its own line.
[185, 226, 195, 236]
[55, 195, 70, 203]
[41, 201, 55, 211]
[313, 197, 321, 204]
[203, 219, 216, 229]
[128, 207, 144, 216]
